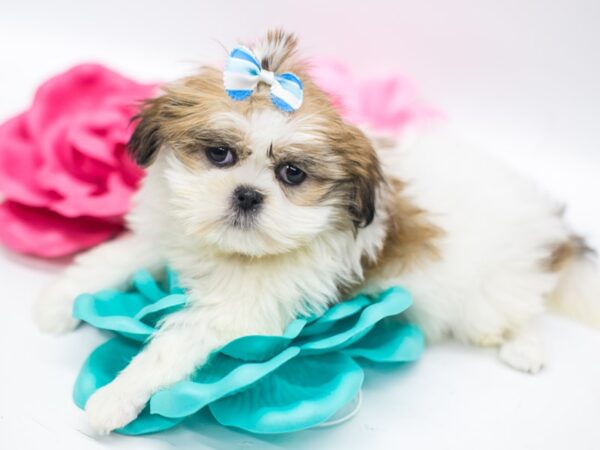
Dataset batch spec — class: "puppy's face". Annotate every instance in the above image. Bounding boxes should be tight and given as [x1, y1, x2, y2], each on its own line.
[129, 67, 381, 257]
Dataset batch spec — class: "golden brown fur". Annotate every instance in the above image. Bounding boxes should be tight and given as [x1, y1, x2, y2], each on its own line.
[545, 235, 594, 272]
[364, 177, 442, 280]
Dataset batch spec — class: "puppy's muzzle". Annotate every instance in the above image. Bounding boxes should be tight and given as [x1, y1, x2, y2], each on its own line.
[232, 185, 264, 214]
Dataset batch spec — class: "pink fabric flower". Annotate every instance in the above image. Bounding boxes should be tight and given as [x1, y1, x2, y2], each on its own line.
[310, 58, 439, 134]
[0, 64, 156, 257]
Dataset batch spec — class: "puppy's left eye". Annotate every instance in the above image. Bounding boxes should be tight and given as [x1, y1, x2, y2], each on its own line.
[206, 146, 236, 167]
[277, 163, 306, 186]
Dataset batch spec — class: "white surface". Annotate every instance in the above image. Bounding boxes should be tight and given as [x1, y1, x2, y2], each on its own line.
[1, 1, 599, 449]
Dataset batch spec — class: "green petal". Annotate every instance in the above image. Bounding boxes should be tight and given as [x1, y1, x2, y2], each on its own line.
[165, 268, 185, 294]
[150, 347, 301, 418]
[299, 295, 371, 338]
[117, 406, 183, 435]
[73, 293, 157, 341]
[132, 270, 168, 301]
[72, 337, 183, 436]
[209, 353, 364, 434]
[344, 322, 425, 363]
[73, 338, 141, 409]
[133, 294, 186, 325]
[295, 287, 413, 354]
[219, 318, 307, 361]
[72, 277, 186, 341]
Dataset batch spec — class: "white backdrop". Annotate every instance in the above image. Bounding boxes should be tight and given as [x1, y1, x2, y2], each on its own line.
[2, 0, 600, 157]
[1, 2, 599, 450]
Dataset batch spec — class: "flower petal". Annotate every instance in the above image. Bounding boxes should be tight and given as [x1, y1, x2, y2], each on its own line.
[0, 114, 53, 207]
[73, 338, 141, 409]
[150, 347, 301, 418]
[310, 58, 355, 113]
[294, 287, 413, 354]
[131, 269, 169, 301]
[310, 58, 439, 134]
[344, 322, 425, 363]
[299, 294, 371, 338]
[66, 116, 123, 166]
[117, 407, 184, 436]
[26, 64, 155, 137]
[73, 269, 187, 341]
[72, 337, 183, 435]
[41, 163, 136, 218]
[219, 318, 307, 361]
[209, 353, 364, 433]
[0, 201, 121, 257]
[73, 337, 140, 410]
[73, 292, 156, 342]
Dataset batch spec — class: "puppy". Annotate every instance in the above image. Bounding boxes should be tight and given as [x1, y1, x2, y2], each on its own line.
[35, 30, 600, 434]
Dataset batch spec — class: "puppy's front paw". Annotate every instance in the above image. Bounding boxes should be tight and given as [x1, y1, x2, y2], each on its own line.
[499, 332, 544, 374]
[85, 383, 147, 435]
[34, 279, 81, 334]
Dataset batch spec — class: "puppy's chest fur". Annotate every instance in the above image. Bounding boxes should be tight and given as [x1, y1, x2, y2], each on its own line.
[163, 225, 386, 328]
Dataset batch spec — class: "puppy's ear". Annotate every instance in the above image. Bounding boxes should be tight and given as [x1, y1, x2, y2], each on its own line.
[343, 126, 383, 228]
[350, 169, 378, 228]
[128, 96, 165, 167]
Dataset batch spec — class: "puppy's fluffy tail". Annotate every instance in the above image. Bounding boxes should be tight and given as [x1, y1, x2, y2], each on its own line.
[549, 245, 600, 328]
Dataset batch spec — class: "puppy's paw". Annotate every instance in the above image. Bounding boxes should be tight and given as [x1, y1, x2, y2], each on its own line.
[85, 383, 147, 435]
[499, 331, 544, 374]
[34, 279, 81, 334]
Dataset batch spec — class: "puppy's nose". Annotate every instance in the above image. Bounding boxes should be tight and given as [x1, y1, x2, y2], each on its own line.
[233, 185, 264, 212]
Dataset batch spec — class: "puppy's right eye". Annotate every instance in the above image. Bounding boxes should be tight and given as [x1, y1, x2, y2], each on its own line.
[206, 146, 236, 167]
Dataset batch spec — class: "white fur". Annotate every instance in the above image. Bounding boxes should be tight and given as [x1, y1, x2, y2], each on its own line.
[367, 126, 571, 349]
[35, 122, 596, 434]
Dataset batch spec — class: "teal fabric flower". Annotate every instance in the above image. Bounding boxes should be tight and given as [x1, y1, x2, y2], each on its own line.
[72, 269, 424, 435]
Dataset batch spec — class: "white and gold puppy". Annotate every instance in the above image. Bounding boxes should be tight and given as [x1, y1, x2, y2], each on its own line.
[35, 30, 600, 434]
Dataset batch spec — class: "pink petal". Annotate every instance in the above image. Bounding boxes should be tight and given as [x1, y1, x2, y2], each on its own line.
[311, 58, 440, 134]
[0, 201, 122, 258]
[36, 124, 98, 200]
[26, 64, 155, 138]
[0, 114, 57, 207]
[310, 58, 355, 98]
[50, 172, 135, 218]
[114, 142, 145, 187]
[66, 122, 119, 166]
[34, 118, 112, 200]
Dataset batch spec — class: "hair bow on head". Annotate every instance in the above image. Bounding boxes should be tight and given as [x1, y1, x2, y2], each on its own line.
[223, 46, 304, 113]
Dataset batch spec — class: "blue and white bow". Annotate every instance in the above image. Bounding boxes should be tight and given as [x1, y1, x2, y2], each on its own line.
[223, 46, 304, 113]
